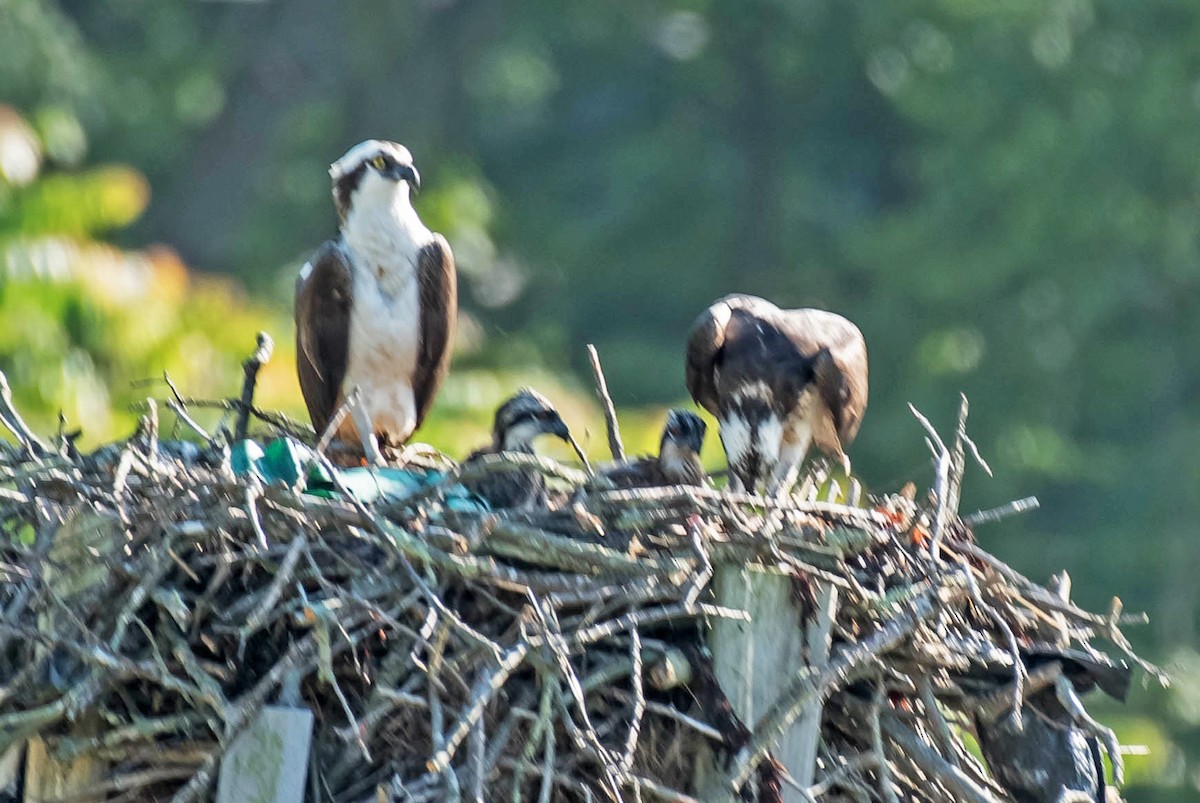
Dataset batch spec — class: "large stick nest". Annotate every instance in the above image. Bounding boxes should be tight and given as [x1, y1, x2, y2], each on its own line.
[0, 384, 1160, 803]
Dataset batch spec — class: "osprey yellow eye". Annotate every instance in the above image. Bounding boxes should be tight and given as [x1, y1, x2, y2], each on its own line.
[371, 155, 387, 170]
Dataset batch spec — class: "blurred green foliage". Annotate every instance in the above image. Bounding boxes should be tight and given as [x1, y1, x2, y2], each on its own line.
[0, 103, 302, 440]
[2, 0, 1200, 796]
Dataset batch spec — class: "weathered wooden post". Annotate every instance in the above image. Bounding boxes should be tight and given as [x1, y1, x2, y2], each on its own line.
[216, 672, 313, 803]
[695, 562, 837, 801]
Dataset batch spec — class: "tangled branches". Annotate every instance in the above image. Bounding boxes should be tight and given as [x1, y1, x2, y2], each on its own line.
[0, 384, 1158, 802]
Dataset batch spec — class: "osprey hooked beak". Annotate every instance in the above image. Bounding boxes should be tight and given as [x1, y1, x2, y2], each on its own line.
[493, 389, 591, 472]
[529, 411, 593, 470]
[369, 155, 420, 191]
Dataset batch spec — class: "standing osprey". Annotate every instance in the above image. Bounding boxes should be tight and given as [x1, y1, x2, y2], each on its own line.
[461, 389, 586, 510]
[295, 140, 455, 456]
[594, 409, 708, 489]
[685, 294, 867, 494]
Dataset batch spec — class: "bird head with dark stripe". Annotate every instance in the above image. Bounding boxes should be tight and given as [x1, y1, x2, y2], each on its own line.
[659, 409, 707, 485]
[461, 389, 590, 511]
[329, 140, 421, 224]
[492, 389, 571, 453]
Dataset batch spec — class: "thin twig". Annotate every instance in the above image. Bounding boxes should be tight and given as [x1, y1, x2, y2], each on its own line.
[586, 344, 625, 462]
[0, 370, 48, 459]
[962, 497, 1039, 527]
[236, 332, 274, 441]
[1054, 673, 1124, 787]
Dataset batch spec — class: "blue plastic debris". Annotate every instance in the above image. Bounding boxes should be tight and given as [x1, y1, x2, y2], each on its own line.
[230, 437, 487, 511]
[229, 440, 265, 478]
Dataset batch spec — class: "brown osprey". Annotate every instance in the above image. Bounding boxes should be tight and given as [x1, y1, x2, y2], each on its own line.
[594, 409, 708, 489]
[295, 140, 455, 455]
[685, 294, 867, 494]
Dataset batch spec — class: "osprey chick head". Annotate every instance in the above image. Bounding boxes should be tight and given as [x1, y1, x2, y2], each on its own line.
[329, 140, 421, 222]
[659, 409, 708, 486]
[661, 409, 706, 456]
[493, 389, 571, 452]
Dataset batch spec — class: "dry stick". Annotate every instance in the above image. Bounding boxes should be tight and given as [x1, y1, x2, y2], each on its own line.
[806, 751, 881, 799]
[958, 557, 1026, 728]
[1054, 673, 1124, 787]
[169, 618, 368, 803]
[909, 403, 952, 553]
[308, 445, 505, 657]
[162, 370, 188, 410]
[962, 496, 1039, 527]
[625, 775, 701, 802]
[238, 533, 307, 638]
[468, 718, 486, 803]
[510, 672, 557, 803]
[949, 539, 1153, 635]
[143, 397, 160, 463]
[133, 397, 312, 440]
[573, 601, 750, 647]
[427, 640, 531, 772]
[683, 517, 713, 610]
[53, 766, 198, 799]
[591, 485, 894, 531]
[0, 622, 217, 729]
[0, 370, 48, 459]
[537, 683, 558, 803]
[422, 619, 460, 801]
[315, 390, 357, 456]
[478, 693, 526, 792]
[917, 677, 959, 768]
[603, 690, 722, 742]
[529, 593, 623, 797]
[869, 681, 899, 803]
[619, 628, 646, 775]
[235, 332, 273, 441]
[395, 550, 503, 658]
[1098, 596, 1170, 687]
[586, 344, 625, 462]
[945, 394, 971, 517]
[165, 399, 213, 445]
[876, 711, 997, 803]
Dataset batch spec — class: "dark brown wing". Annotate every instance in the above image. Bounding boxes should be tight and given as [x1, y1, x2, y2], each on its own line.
[295, 240, 352, 436]
[685, 294, 778, 415]
[782, 309, 868, 444]
[411, 235, 456, 430]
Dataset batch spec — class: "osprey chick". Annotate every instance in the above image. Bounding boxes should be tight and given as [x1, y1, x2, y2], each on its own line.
[685, 294, 867, 494]
[462, 390, 586, 510]
[295, 140, 455, 455]
[596, 409, 708, 489]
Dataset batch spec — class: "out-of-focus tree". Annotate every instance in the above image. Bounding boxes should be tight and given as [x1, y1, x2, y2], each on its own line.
[0, 102, 302, 441]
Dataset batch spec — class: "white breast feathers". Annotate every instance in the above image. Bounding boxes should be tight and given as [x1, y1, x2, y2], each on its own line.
[338, 183, 434, 444]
